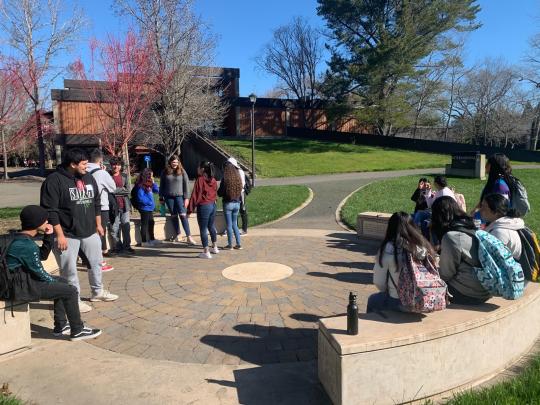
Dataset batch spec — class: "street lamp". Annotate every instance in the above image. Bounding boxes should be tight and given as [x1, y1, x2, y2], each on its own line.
[248, 93, 257, 186]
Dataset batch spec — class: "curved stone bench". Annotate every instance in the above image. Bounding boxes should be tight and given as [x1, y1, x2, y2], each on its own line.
[318, 283, 540, 405]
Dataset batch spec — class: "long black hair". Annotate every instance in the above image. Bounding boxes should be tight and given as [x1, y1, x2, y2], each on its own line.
[378, 212, 434, 266]
[199, 161, 214, 179]
[431, 196, 476, 240]
[483, 193, 518, 219]
[480, 154, 514, 200]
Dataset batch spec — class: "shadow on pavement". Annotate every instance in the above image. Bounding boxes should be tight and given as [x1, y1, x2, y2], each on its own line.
[322, 260, 373, 271]
[325, 232, 380, 255]
[308, 270, 372, 284]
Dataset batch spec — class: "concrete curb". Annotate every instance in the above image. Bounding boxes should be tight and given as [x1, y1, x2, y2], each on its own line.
[334, 182, 373, 233]
[255, 186, 314, 228]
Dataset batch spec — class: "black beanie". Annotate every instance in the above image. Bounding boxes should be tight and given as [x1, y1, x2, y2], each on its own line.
[20, 205, 49, 230]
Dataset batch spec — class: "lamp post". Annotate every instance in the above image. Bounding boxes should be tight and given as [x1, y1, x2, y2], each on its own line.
[248, 93, 257, 186]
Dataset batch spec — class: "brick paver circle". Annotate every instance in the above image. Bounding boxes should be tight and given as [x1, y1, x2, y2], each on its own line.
[81, 230, 380, 366]
[222, 262, 294, 283]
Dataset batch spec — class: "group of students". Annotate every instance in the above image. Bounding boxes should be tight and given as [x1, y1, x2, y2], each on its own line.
[369, 153, 534, 312]
[131, 156, 250, 259]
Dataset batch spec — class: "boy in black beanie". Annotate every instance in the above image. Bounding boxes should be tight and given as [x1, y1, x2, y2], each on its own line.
[5, 205, 101, 341]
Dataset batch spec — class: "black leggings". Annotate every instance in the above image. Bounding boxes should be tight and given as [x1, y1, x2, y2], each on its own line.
[139, 210, 155, 242]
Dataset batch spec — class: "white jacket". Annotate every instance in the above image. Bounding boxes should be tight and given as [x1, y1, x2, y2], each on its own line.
[373, 242, 427, 299]
[425, 187, 456, 208]
[87, 162, 116, 211]
[485, 217, 524, 259]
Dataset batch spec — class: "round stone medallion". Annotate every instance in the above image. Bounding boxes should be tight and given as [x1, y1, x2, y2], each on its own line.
[222, 262, 294, 283]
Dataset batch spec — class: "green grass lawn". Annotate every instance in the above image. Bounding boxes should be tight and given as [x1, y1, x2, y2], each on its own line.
[341, 169, 540, 234]
[0, 394, 23, 405]
[218, 139, 451, 177]
[0, 185, 310, 230]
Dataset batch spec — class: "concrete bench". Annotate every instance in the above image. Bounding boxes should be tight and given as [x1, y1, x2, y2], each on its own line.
[356, 212, 391, 240]
[0, 300, 31, 356]
[318, 283, 540, 405]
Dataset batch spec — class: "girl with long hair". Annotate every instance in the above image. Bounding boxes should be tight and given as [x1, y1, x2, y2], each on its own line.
[135, 168, 160, 247]
[431, 197, 490, 305]
[187, 161, 218, 259]
[477, 154, 514, 208]
[159, 155, 195, 245]
[217, 162, 243, 249]
[368, 212, 435, 312]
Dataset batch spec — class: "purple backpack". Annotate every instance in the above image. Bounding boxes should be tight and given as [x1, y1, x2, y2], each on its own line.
[390, 251, 448, 313]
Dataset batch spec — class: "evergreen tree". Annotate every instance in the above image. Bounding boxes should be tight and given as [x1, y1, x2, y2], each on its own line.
[317, 0, 480, 135]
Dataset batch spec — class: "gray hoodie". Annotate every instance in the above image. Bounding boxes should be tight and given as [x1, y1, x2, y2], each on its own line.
[485, 217, 524, 259]
[439, 231, 491, 301]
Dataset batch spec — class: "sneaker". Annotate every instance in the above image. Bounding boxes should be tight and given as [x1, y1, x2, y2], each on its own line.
[103, 251, 117, 258]
[223, 245, 233, 250]
[234, 245, 243, 250]
[101, 264, 114, 272]
[79, 301, 93, 313]
[199, 252, 212, 259]
[141, 242, 153, 248]
[123, 247, 136, 254]
[90, 289, 119, 302]
[53, 323, 71, 337]
[186, 236, 196, 245]
[211, 246, 219, 254]
[70, 326, 102, 341]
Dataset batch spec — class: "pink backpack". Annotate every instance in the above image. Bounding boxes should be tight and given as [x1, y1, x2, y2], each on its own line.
[390, 252, 448, 313]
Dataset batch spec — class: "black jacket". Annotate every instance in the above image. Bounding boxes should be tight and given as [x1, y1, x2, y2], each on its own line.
[40, 166, 101, 238]
[411, 189, 428, 213]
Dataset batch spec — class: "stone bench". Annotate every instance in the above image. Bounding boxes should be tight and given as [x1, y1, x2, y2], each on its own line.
[356, 212, 391, 240]
[0, 300, 31, 356]
[318, 283, 540, 405]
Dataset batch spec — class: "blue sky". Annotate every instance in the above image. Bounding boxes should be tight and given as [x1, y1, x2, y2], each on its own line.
[30, 0, 540, 96]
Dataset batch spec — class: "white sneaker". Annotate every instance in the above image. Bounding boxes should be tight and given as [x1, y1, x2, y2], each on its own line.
[211, 246, 219, 254]
[79, 301, 93, 313]
[199, 252, 212, 259]
[186, 236, 196, 245]
[90, 289, 119, 302]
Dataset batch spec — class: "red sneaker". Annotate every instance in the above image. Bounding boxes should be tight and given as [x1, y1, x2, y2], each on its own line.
[101, 262, 114, 272]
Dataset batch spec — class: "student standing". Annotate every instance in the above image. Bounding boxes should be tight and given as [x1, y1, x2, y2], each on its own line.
[108, 157, 134, 254]
[134, 168, 161, 247]
[40, 148, 118, 313]
[227, 157, 249, 234]
[218, 161, 243, 250]
[159, 155, 195, 244]
[188, 161, 218, 259]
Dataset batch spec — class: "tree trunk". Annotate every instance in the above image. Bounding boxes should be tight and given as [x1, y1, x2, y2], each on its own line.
[34, 103, 46, 177]
[123, 143, 132, 188]
[1, 128, 8, 181]
[532, 116, 540, 151]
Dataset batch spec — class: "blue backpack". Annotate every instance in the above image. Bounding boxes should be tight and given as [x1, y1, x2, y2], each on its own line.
[460, 228, 525, 300]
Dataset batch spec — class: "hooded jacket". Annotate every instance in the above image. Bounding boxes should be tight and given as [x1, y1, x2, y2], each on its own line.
[373, 242, 428, 299]
[485, 216, 524, 259]
[87, 162, 116, 211]
[187, 175, 217, 214]
[40, 166, 101, 238]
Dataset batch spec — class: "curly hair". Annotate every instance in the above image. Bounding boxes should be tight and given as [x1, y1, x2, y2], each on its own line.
[223, 164, 243, 200]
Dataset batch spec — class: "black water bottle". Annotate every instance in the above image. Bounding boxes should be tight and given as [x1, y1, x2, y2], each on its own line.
[347, 292, 359, 335]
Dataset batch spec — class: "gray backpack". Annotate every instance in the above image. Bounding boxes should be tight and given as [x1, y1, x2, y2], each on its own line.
[510, 177, 530, 217]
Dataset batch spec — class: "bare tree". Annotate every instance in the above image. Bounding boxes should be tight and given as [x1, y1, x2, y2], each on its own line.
[454, 59, 518, 145]
[115, 0, 227, 159]
[0, 0, 85, 175]
[256, 16, 323, 128]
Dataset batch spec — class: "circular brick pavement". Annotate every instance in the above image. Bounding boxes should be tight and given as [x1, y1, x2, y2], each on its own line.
[81, 230, 380, 365]
[222, 262, 294, 283]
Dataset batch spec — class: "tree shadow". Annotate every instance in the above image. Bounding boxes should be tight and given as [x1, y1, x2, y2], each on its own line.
[325, 232, 380, 255]
[307, 271, 373, 285]
[447, 302, 500, 312]
[322, 261, 373, 271]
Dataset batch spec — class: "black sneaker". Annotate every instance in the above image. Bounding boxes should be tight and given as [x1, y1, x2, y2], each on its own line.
[70, 327, 102, 341]
[124, 247, 136, 254]
[53, 323, 71, 337]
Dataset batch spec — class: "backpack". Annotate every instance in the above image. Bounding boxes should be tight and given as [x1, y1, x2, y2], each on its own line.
[130, 185, 140, 210]
[518, 227, 540, 282]
[389, 250, 448, 313]
[509, 177, 530, 217]
[460, 228, 525, 299]
[0, 233, 41, 307]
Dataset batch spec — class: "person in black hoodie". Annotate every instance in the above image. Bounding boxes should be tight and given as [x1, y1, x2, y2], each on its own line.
[40, 148, 118, 313]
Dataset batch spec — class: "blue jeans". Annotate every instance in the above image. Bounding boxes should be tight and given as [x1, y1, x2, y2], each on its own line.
[413, 210, 431, 240]
[224, 201, 241, 247]
[109, 210, 131, 250]
[165, 196, 191, 236]
[197, 203, 217, 248]
[366, 292, 402, 313]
